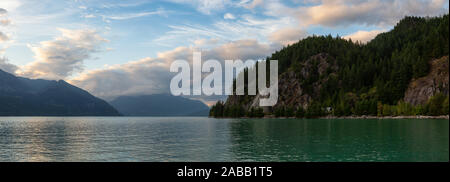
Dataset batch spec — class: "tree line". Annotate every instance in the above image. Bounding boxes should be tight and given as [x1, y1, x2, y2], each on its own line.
[210, 15, 449, 118]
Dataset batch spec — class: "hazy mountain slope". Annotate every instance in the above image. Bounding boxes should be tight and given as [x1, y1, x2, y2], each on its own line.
[0, 69, 120, 116]
[110, 94, 210, 116]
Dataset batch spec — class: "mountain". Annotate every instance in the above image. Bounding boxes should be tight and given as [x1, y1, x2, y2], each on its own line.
[404, 56, 449, 106]
[210, 15, 449, 118]
[109, 94, 210, 116]
[0, 69, 120, 116]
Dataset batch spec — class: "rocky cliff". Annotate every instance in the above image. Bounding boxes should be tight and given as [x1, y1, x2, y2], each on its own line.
[211, 15, 449, 117]
[403, 56, 449, 105]
[225, 53, 337, 113]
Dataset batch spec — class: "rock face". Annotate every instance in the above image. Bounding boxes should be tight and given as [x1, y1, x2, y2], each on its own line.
[274, 53, 337, 110]
[0, 69, 121, 116]
[223, 54, 449, 115]
[404, 56, 449, 105]
[225, 53, 338, 112]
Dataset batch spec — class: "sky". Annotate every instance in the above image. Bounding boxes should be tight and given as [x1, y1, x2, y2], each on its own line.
[0, 0, 448, 105]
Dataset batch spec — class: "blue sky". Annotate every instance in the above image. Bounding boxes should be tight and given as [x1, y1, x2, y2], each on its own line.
[0, 0, 448, 105]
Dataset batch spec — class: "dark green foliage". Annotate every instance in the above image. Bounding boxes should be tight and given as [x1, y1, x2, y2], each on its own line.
[210, 15, 449, 118]
[285, 106, 295, 117]
[376, 94, 449, 116]
[273, 106, 295, 117]
[245, 107, 264, 118]
[305, 102, 325, 118]
[426, 93, 448, 116]
[295, 107, 305, 118]
[274, 107, 285, 117]
[210, 101, 225, 117]
[442, 96, 449, 115]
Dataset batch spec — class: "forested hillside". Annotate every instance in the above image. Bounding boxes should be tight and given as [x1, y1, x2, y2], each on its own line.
[210, 15, 449, 118]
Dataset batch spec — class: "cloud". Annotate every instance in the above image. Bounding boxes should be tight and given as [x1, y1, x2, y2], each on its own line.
[194, 38, 220, 48]
[193, 0, 230, 14]
[102, 9, 168, 20]
[0, 1, 22, 12]
[0, 19, 11, 26]
[169, 0, 231, 14]
[84, 14, 96, 18]
[223, 13, 236, 20]
[209, 39, 274, 60]
[154, 14, 297, 48]
[0, 7, 11, 51]
[294, 0, 449, 27]
[0, 31, 9, 42]
[242, 0, 264, 9]
[70, 57, 173, 99]
[16, 29, 107, 80]
[0, 8, 7, 15]
[0, 8, 10, 39]
[343, 29, 386, 43]
[0, 57, 19, 74]
[268, 27, 308, 46]
[70, 39, 274, 99]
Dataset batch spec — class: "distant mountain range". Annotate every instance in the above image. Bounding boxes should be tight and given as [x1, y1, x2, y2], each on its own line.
[0, 69, 120, 116]
[109, 94, 210, 116]
[0, 69, 210, 117]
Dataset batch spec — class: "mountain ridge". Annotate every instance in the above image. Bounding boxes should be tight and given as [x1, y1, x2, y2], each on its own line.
[210, 14, 449, 118]
[0, 69, 121, 116]
[109, 94, 210, 116]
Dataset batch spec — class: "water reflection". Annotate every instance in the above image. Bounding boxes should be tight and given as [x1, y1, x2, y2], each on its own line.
[227, 119, 449, 161]
[0, 117, 448, 161]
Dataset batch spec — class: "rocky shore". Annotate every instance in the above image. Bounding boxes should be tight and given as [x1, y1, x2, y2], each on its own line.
[212, 115, 450, 119]
[317, 115, 449, 119]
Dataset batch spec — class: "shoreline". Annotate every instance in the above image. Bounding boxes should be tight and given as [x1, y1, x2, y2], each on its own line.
[212, 115, 449, 119]
[316, 115, 449, 119]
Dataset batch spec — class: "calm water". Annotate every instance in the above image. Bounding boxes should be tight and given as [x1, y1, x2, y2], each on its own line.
[0, 117, 448, 162]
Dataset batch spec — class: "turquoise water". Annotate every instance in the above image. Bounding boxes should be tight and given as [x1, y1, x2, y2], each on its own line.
[0, 117, 448, 162]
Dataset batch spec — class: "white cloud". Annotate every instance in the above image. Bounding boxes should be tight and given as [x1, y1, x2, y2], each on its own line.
[0, 7, 11, 53]
[0, 8, 7, 15]
[0, 31, 9, 42]
[194, 38, 220, 48]
[0, 19, 11, 26]
[210, 39, 273, 60]
[224, 13, 236, 19]
[241, 0, 264, 9]
[343, 29, 386, 43]
[70, 39, 274, 99]
[70, 57, 172, 99]
[294, 0, 449, 27]
[0, 57, 18, 74]
[268, 27, 308, 46]
[0, 1, 22, 12]
[169, 0, 231, 14]
[84, 14, 96, 18]
[16, 29, 107, 80]
[248, 0, 448, 28]
[102, 9, 168, 20]
[154, 14, 298, 47]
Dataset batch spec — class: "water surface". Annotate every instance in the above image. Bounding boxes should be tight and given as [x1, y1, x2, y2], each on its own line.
[0, 117, 448, 161]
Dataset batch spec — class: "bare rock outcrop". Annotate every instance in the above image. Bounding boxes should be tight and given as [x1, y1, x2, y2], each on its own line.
[404, 56, 449, 105]
[225, 53, 338, 113]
